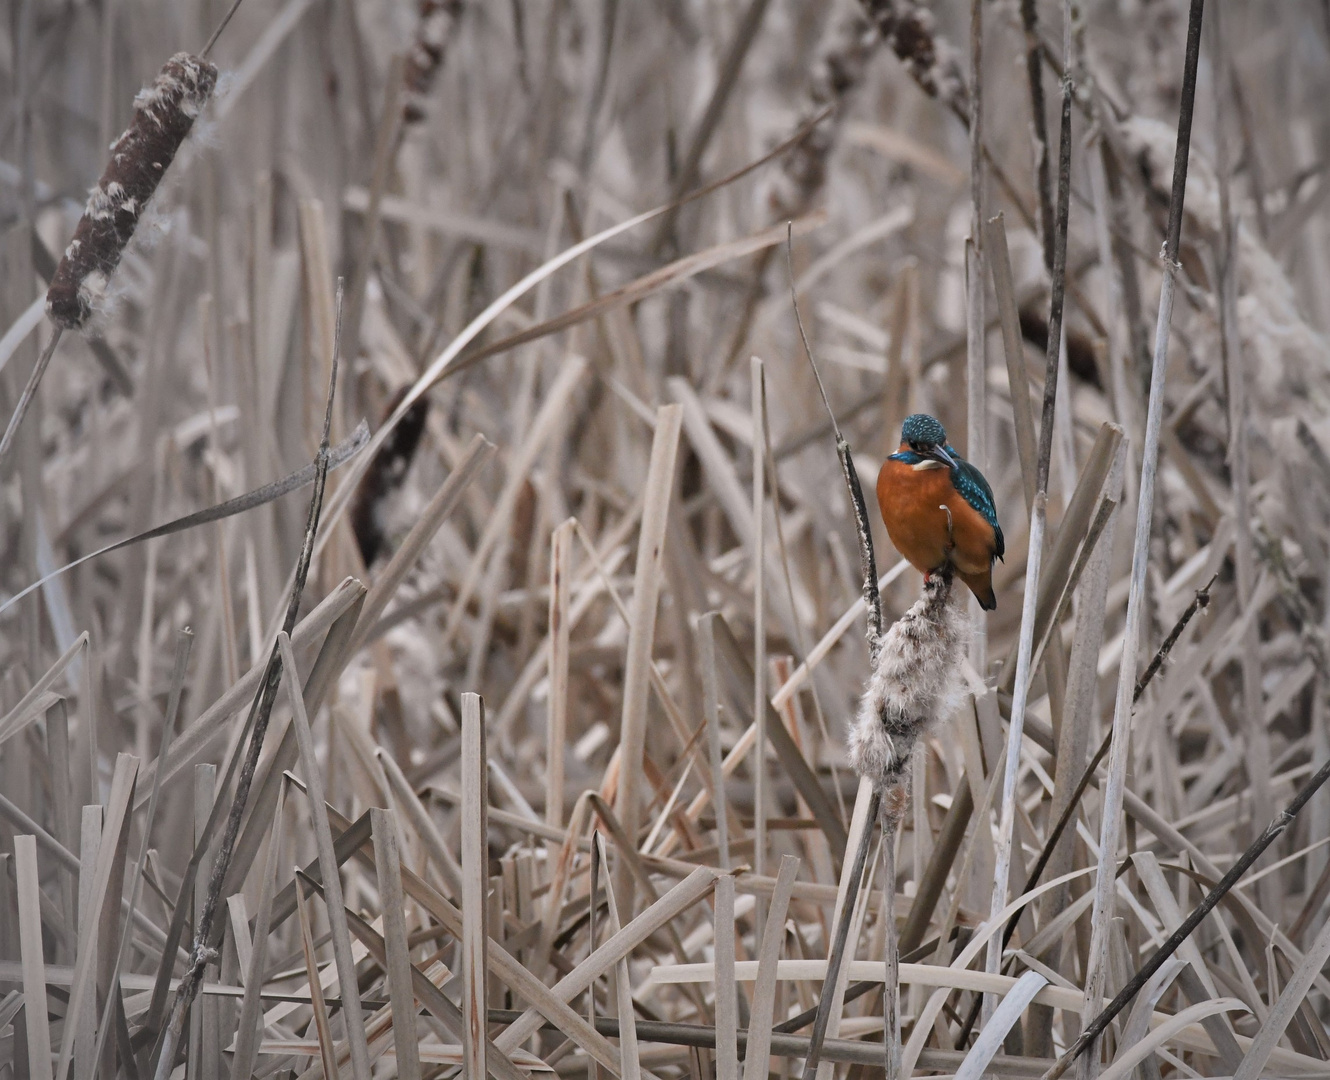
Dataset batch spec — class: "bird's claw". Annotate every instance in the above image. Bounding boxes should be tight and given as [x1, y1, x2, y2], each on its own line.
[939, 504, 955, 551]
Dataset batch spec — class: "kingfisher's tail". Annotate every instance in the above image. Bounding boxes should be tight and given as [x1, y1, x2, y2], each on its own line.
[958, 568, 997, 611]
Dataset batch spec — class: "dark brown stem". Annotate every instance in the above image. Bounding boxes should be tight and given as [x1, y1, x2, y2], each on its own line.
[786, 227, 882, 659]
[1033, 49, 1073, 497]
[200, 0, 247, 57]
[1020, 0, 1054, 271]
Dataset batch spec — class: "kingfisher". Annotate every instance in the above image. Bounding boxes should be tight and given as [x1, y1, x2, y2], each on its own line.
[876, 413, 1004, 610]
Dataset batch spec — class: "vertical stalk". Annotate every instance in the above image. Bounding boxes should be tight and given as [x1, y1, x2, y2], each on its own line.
[983, 492, 1046, 1011]
[966, 0, 987, 670]
[882, 805, 903, 1080]
[984, 0, 1075, 1011]
[1074, 0, 1204, 1073]
[752, 357, 768, 888]
[1021, 0, 1055, 272]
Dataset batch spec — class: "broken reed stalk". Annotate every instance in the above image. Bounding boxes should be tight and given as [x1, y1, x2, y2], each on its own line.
[1069, 1, 1205, 1072]
[985, 0, 1075, 1001]
[149, 279, 346, 1080]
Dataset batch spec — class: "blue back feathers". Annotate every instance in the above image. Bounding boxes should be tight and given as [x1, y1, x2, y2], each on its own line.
[952, 458, 1004, 559]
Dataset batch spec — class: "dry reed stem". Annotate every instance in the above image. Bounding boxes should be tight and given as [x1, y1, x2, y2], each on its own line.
[460, 690, 490, 1080]
[614, 403, 683, 912]
[278, 630, 373, 1080]
[1064, 5, 1206, 1077]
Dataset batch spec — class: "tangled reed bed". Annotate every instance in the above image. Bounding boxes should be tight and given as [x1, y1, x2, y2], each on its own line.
[3, 1, 1330, 1078]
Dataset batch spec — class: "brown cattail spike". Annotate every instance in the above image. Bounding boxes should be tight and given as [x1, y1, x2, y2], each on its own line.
[350, 387, 431, 565]
[47, 53, 217, 330]
[862, 0, 967, 112]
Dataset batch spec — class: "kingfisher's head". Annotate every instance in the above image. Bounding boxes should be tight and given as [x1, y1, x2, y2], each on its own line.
[901, 413, 949, 454]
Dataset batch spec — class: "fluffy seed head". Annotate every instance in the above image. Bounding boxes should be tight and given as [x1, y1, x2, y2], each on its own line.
[849, 569, 967, 791]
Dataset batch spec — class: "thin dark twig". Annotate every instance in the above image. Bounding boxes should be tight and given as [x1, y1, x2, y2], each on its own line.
[149, 278, 347, 1080]
[1015, 571, 1217, 946]
[1162, 17, 1202, 266]
[1134, 572, 1218, 696]
[201, 0, 248, 57]
[786, 225, 882, 657]
[800, 790, 881, 1080]
[1020, 0, 1054, 271]
[786, 224, 839, 444]
[1045, 742, 1330, 1079]
[1033, 37, 1073, 497]
[955, 573, 1217, 1046]
[0, 326, 62, 469]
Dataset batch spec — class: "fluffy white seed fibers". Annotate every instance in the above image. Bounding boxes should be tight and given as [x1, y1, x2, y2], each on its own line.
[849, 569, 968, 791]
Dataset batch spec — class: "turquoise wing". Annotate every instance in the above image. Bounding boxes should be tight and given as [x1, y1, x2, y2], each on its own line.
[949, 452, 1004, 560]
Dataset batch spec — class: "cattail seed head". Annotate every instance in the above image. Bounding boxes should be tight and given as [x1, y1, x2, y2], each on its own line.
[47, 53, 217, 330]
[351, 388, 431, 565]
[403, 0, 464, 123]
[762, 11, 877, 221]
[849, 568, 967, 792]
[862, 0, 968, 112]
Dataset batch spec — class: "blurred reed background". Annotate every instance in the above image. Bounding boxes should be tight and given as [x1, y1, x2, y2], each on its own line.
[2, 1, 1330, 1077]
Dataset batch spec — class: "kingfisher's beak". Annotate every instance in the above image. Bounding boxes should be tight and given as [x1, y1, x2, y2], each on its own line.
[929, 444, 957, 468]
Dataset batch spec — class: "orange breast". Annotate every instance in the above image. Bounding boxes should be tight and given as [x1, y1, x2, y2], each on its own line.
[876, 458, 998, 578]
